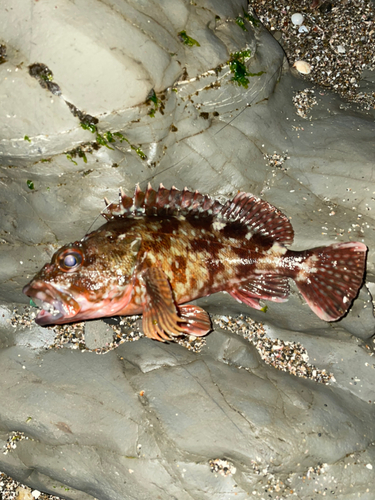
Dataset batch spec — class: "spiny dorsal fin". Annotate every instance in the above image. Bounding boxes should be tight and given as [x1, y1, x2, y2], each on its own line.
[102, 185, 294, 244]
[102, 184, 222, 220]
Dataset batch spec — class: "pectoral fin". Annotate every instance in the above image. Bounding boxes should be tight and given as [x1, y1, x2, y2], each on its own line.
[141, 267, 187, 342]
[178, 304, 211, 336]
[140, 267, 212, 341]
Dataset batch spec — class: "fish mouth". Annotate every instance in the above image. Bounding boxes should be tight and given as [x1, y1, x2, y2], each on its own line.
[22, 282, 80, 326]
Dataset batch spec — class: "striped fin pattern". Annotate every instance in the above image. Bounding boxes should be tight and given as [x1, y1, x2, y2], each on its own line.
[102, 183, 223, 220]
[102, 184, 294, 244]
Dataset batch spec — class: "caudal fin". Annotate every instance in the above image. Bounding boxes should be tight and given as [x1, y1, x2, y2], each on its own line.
[294, 242, 367, 321]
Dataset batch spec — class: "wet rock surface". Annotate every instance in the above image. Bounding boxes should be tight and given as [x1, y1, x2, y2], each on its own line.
[1, 1, 375, 499]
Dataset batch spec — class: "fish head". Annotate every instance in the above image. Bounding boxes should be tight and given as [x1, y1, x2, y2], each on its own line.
[23, 228, 142, 326]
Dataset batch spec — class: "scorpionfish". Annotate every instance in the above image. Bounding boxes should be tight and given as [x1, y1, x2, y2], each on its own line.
[23, 184, 367, 341]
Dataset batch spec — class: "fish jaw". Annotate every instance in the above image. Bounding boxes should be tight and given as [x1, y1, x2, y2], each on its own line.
[22, 280, 135, 325]
[22, 281, 81, 325]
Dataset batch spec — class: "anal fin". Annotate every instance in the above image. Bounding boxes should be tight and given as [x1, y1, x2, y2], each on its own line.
[228, 289, 262, 310]
[229, 274, 290, 309]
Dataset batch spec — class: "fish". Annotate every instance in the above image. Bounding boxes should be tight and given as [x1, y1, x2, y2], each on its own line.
[23, 184, 367, 342]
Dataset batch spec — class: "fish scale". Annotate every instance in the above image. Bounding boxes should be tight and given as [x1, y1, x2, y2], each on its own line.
[23, 184, 367, 342]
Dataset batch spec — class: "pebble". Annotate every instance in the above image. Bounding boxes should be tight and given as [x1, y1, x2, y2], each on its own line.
[264, 151, 290, 170]
[209, 458, 236, 476]
[298, 25, 309, 33]
[293, 88, 318, 119]
[291, 13, 304, 25]
[15, 486, 34, 500]
[0, 472, 62, 500]
[84, 320, 115, 350]
[251, 0, 375, 109]
[293, 60, 312, 74]
[9, 306, 338, 385]
[212, 314, 335, 384]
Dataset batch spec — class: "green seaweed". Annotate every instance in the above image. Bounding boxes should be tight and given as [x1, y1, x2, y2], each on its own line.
[228, 50, 264, 89]
[66, 129, 146, 164]
[178, 30, 200, 47]
[40, 72, 53, 82]
[103, 131, 116, 144]
[24, 135, 31, 142]
[26, 180, 34, 190]
[66, 145, 92, 165]
[235, 16, 247, 31]
[113, 132, 126, 142]
[147, 90, 158, 106]
[96, 133, 114, 150]
[133, 146, 147, 160]
[66, 154, 78, 166]
[80, 127, 116, 150]
[260, 305, 268, 313]
[81, 122, 97, 133]
[146, 89, 159, 117]
[29, 63, 61, 95]
[113, 132, 147, 159]
[77, 150, 88, 163]
[228, 50, 251, 88]
[244, 12, 260, 27]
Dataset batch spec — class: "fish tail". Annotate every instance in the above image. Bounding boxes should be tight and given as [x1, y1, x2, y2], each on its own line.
[292, 242, 367, 321]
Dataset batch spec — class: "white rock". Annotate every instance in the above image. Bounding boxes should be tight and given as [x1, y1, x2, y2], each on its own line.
[337, 45, 346, 53]
[15, 487, 33, 500]
[298, 25, 309, 33]
[291, 13, 304, 25]
[293, 61, 312, 75]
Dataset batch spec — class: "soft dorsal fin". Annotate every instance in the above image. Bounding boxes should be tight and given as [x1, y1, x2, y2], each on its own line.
[102, 185, 294, 245]
[219, 192, 294, 244]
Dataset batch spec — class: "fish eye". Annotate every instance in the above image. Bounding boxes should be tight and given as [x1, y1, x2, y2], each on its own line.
[58, 249, 83, 272]
[64, 254, 78, 267]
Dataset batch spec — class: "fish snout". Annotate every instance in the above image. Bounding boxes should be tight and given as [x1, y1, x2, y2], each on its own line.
[22, 280, 81, 326]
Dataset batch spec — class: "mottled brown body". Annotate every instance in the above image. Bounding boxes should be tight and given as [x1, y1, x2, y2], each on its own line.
[23, 184, 367, 341]
[103, 215, 265, 309]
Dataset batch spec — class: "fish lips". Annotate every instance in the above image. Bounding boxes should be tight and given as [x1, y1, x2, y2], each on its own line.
[22, 281, 81, 326]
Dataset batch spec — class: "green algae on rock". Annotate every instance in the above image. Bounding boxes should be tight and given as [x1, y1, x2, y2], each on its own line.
[178, 30, 200, 47]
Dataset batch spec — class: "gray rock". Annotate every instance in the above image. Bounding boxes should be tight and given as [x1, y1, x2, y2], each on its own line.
[84, 321, 115, 350]
[0, 0, 375, 499]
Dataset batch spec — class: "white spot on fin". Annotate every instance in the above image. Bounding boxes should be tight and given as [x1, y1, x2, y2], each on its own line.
[213, 221, 226, 231]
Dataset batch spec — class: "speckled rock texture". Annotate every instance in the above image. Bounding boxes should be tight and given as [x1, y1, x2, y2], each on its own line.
[1, 1, 375, 499]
